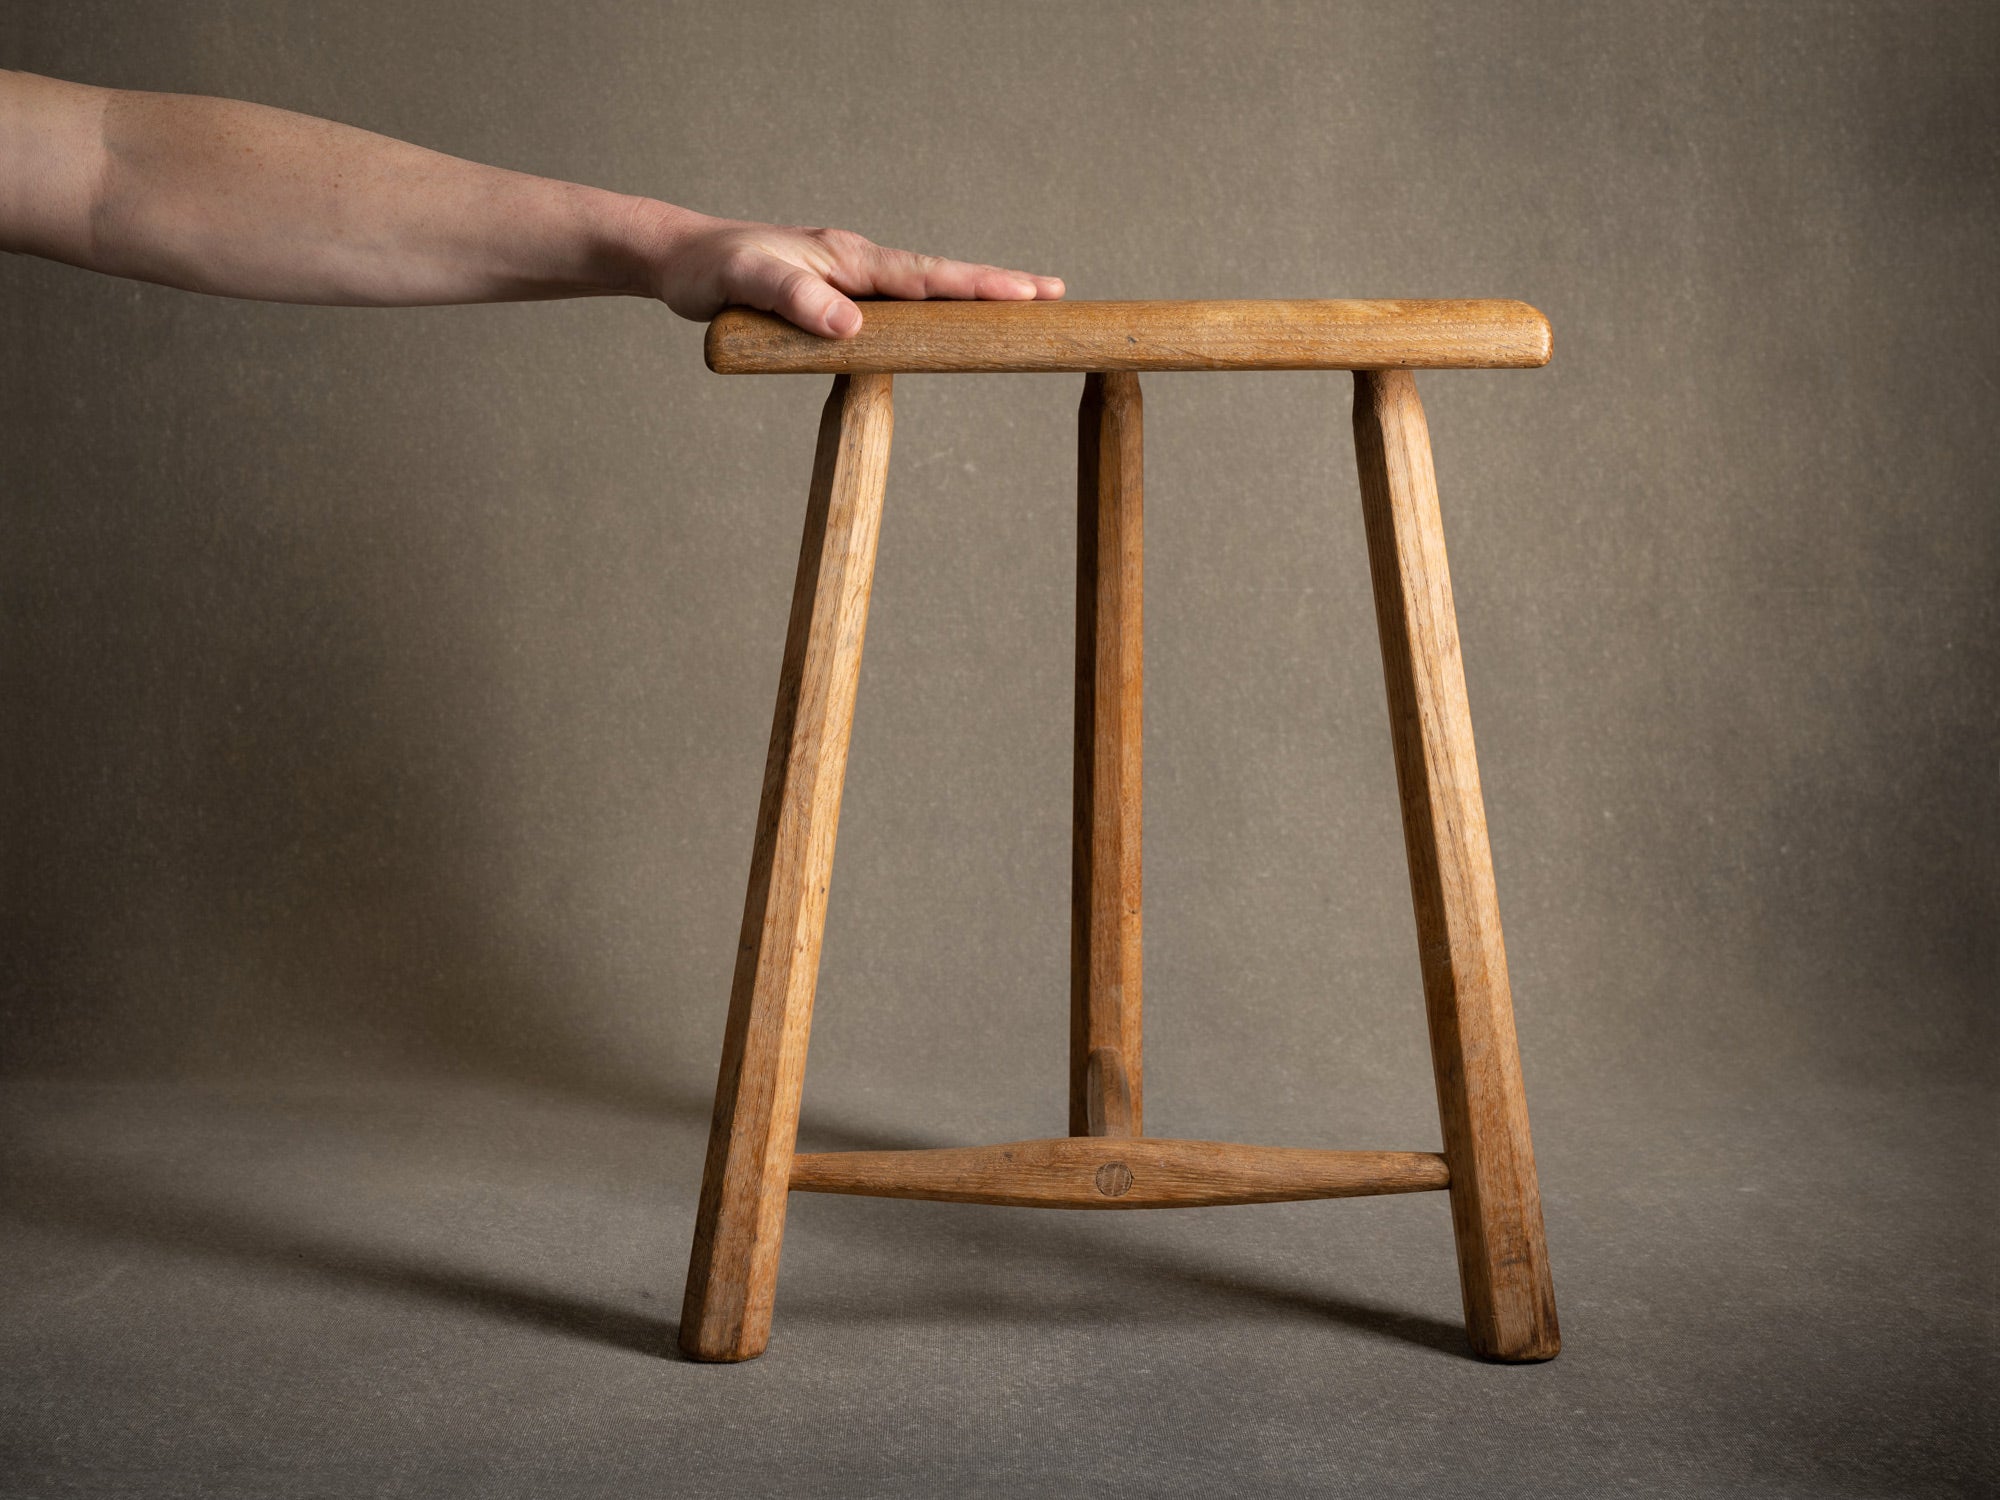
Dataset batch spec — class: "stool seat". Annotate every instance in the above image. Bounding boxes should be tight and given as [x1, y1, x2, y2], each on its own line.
[707, 297, 1552, 374]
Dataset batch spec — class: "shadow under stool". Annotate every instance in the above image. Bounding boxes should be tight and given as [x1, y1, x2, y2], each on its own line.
[678, 298, 1561, 1365]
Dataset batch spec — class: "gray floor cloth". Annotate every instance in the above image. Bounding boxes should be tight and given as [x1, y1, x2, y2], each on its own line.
[2, 1071, 1990, 1498]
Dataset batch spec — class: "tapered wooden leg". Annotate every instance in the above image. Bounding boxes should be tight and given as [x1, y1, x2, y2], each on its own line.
[1071, 372, 1145, 1140]
[679, 373, 894, 1362]
[1352, 369, 1560, 1362]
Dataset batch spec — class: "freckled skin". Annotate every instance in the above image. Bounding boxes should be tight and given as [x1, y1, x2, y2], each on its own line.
[0, 68, 1063, 336]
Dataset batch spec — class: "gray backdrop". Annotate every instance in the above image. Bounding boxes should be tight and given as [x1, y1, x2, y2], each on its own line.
[3, 3, 1994, 1497]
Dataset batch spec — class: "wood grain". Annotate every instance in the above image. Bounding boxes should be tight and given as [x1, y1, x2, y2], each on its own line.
[679, 373, 894, 1364]
[1084, 1047, 1135, 1139]
[1351, 369, 1560, 1363]
[706, 299, 1552, 374]
[1072, 372, 1145, 1138]
[791, 1137, 1449, 1209]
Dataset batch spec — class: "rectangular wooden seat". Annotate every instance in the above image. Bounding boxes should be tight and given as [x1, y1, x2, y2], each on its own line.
[706, 298, 1552, 374]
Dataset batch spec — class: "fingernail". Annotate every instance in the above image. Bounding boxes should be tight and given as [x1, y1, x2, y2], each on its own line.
[827, 302, 861, 337]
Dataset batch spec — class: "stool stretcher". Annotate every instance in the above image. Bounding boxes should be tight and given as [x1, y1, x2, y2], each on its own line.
[791, 1137, 1450, 1209]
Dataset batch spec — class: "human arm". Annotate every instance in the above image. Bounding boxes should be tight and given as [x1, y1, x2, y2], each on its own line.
[0, 68, 1062, 336]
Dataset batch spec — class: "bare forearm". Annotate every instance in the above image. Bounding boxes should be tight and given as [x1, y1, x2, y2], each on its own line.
[5, 70, 665, 304]
[1, 69, 1062, 333]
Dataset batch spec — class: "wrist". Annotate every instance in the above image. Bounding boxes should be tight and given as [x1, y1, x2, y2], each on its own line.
[605, 194, 713, 300]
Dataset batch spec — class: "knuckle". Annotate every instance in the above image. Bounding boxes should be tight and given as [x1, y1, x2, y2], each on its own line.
[812, 226, 869, 254]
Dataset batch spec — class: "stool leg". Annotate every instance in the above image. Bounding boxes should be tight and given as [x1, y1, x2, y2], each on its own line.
[1071, 372, 1145, 1139]
[1351, 369, 1560, 1362]
[679, 373, 894, 1362]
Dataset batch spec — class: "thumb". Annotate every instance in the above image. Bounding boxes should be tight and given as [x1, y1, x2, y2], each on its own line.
[756, 260, 862, 338]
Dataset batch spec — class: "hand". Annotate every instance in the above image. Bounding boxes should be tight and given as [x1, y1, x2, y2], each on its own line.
[641, 207, 1064, 338]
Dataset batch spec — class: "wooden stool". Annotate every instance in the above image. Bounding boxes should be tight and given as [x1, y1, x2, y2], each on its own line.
[679, 299, 1561, 1364]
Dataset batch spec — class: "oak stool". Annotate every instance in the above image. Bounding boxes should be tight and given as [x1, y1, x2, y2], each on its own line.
[679, 299, 1561, 1364]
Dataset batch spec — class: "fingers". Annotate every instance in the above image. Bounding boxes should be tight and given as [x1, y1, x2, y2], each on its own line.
[851, 242, 1063, 303]
[702, 227, 1065, 342]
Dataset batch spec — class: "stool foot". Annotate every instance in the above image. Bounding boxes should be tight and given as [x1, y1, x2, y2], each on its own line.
[679, 374, 894, 1363]
[1072, 372, 1145, 1138]
[1353, 369, 1561, 1363]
